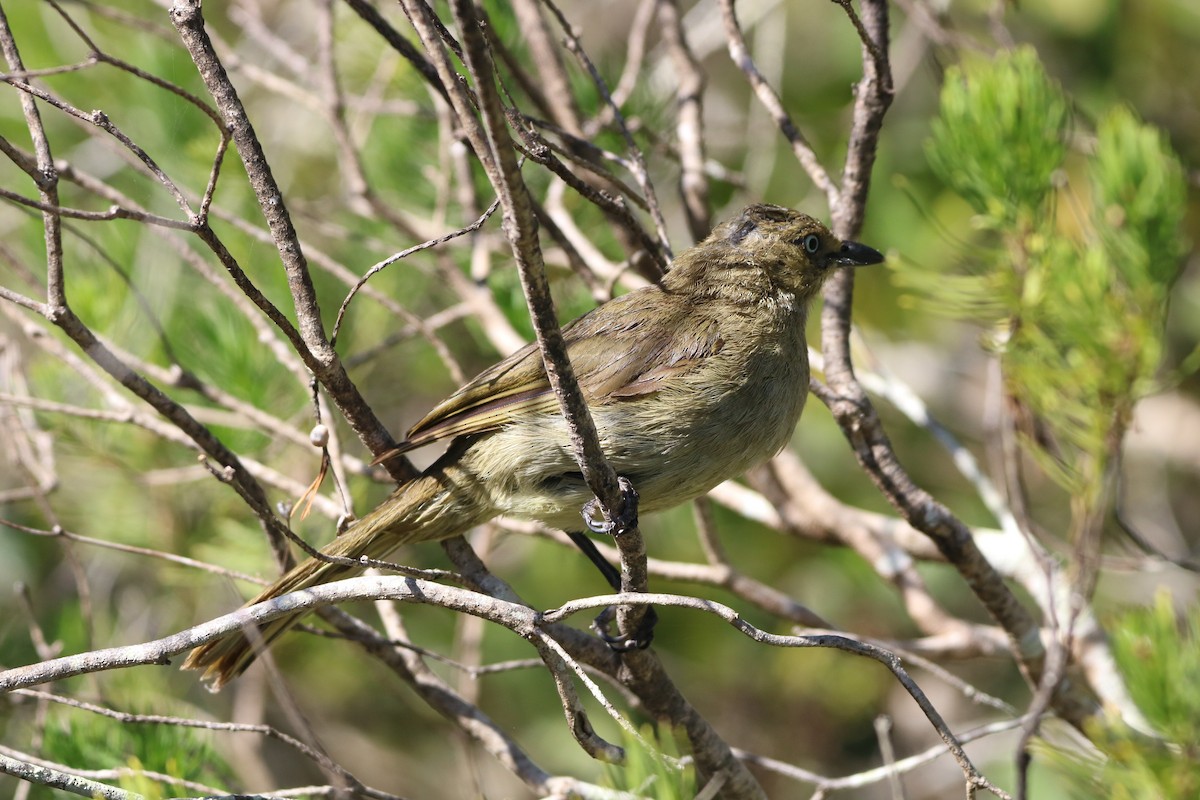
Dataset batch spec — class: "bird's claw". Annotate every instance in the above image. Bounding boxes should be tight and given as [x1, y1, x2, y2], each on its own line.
[592, 605, 658, 652]
[581, 476, 640, 536]
[581, 501, 614, 533]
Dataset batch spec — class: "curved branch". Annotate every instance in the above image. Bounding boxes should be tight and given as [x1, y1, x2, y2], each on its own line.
[0, 578, 1008, 799]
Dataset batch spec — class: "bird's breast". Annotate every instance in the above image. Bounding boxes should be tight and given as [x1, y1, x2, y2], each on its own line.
[466, 307, 811, 528]
[602, 336, 809, 513]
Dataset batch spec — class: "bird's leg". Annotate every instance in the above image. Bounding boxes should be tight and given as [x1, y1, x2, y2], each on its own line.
[566, 529, 622, 590]
[566, 528, 658, 651]
[574, 477, 656, 651]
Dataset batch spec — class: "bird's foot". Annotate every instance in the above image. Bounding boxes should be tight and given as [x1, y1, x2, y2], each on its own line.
[581, 476, 640, 536]
[592, 604, 658, 652]
[578, 476, 650, 651]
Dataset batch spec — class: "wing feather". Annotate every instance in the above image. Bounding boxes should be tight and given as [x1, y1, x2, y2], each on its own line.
[397, 289, 723, 451]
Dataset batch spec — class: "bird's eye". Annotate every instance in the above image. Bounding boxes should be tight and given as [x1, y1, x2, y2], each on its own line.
[802, 234, 821, 254]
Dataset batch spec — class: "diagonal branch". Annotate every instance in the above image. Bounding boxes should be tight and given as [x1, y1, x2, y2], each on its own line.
[718, 0, 838, 208]
[168, 0, 408, 476]
[817, 0, 1100, 731]
[436, 0, 624, 525]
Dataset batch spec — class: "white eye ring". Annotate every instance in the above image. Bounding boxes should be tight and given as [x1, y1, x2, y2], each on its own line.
[803, 234, 821, 254]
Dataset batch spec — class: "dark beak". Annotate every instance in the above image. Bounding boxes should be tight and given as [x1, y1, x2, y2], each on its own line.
[832, 240, 884, 267]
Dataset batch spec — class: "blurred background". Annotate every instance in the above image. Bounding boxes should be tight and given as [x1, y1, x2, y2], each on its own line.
[1, 0, 1197, 797]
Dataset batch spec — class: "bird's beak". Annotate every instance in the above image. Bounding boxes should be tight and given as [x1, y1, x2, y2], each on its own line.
[831, 240, 884, 267]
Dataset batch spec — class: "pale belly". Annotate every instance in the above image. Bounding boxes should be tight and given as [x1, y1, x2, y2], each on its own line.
[463, 348, 810, 531]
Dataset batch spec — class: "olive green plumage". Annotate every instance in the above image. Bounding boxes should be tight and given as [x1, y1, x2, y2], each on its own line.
[183, 204, 883, 688]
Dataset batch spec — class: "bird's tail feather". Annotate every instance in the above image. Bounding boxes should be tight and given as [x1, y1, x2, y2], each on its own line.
[183, 468, 488, 689]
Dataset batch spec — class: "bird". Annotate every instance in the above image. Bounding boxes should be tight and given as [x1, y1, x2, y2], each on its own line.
[183, 203, 884, 688]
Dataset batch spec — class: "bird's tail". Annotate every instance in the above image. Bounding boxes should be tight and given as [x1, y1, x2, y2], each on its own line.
[183, 465, 490, 689]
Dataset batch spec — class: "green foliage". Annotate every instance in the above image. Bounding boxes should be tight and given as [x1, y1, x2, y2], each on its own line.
[601, 725, 696, 799]
[1035, 592, 1200, 799]
[915, 48, 1189, 502]
[38, 708, 233, 799]
[927, 47, 1070, 225]
[1109, 592, 1200, 746]
[1091, 107, 1190, 287]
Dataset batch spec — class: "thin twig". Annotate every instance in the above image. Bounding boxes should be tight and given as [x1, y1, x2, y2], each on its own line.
[717, 0, 838, 207]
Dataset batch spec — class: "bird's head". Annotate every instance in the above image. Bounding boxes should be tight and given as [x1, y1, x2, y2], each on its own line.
[674, 204, 884, 301]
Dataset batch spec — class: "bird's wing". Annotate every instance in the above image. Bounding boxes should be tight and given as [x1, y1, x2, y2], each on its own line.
[390, 290, 723, 454]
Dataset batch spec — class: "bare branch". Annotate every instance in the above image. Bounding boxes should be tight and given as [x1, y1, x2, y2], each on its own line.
[0, 578, 1005, 798]
[168, 0, 407, 474]
[658, 0, 711, 239]
[718, 0, 838, 207]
